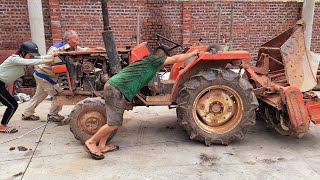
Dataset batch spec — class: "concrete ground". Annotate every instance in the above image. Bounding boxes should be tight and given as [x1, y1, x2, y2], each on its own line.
[1, 99, 320, 180]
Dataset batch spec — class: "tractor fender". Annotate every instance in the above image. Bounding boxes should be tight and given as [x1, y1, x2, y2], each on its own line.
[170, 51, 251, 102]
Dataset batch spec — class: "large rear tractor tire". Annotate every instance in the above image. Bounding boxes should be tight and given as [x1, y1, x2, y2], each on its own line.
[69, 97, 117, 144]
[176, 69, 258, 145]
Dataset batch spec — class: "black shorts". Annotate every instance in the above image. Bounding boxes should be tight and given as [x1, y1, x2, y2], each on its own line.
[104, 83, 129, 126]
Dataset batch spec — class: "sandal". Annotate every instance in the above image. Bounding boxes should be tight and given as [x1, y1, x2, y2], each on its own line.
[0, 127, 18, 133]
[100, 145, 120, 154]
[83, 145, 105, 160]
[22, 114, 40, 121]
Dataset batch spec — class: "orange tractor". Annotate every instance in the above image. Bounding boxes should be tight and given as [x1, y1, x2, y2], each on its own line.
[52, 1, 320, 145]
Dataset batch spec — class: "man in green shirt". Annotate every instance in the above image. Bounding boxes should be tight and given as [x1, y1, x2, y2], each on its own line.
[84, 49, 200, 160]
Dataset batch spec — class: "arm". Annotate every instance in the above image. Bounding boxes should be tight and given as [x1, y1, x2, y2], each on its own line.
[77, 46, 105, 51]
[11, 55, 54, 65]
[163, 49, 200, 66]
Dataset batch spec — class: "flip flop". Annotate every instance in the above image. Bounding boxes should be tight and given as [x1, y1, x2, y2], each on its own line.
[83, 145, 105, 160]
[101, 145, 120, 154]
[0, 127, 18, 133]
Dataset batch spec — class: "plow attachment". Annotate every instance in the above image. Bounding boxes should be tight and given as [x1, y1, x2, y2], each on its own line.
[243, 19, 320, 137]
[261, 19, 320, 92]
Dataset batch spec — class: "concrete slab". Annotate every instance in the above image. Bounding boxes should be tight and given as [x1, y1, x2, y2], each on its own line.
[0, 159, 30, 180]
[1, 100, 320, 179]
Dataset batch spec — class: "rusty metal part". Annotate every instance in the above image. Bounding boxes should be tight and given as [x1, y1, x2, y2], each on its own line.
[249, 19, 320, 93]
[269, 72, 285, 79]
[100, 73, 109, 84]
[58, 50, 106, 55]
[257, 94, 283, 110]
[280, 25, 318, 92]
[244, 56, 310, 134]
[79, 110, 105, 135]
[281, 86, 309, 133]
[303, 91, 318, 99]
[243, 53, 270, 75]
[136, 93, 172, 106]
[81, 61, 95, 73]
[146, 94, 171, 102]
[196, 88, 235, 127]
[53, 95, 87, 106]
[192, 85, 243, 134]
[259, 102, 291, 136]
[306, 99, 320, 124]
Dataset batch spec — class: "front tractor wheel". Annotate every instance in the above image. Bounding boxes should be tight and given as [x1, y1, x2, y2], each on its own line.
[176, 69, 258, 145]
[69, 97, 117, 144]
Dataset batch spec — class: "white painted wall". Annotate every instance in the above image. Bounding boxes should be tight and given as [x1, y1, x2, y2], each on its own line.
[302, 0, 316, 50]
[27, 0, 46, 55]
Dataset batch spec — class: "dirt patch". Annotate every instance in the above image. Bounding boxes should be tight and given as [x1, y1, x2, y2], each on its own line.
[199, 153, 220, 166]
[17, 146, 28, 151]
[245, 161, 256, 165]
[166, 126, 175, 130]
[261, 159, 277, 164]
[56, 118, 70, 126]
[9, 147, 15, 151]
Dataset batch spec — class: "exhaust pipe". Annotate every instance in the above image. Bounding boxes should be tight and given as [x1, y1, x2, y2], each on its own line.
[100, 0, 122, 74]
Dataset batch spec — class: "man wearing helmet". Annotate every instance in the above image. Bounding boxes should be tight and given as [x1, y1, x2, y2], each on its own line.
[0, 40, 55, 133]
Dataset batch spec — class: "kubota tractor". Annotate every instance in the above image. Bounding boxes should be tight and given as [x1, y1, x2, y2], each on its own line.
[52, 1, 320, 146]
[51, 0, 258, 145]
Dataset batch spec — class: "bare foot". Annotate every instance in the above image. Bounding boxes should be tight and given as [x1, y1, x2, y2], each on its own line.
[85, 140, 103, 156]
[98, 144, 119, 153]
[0, 124, 8, 131]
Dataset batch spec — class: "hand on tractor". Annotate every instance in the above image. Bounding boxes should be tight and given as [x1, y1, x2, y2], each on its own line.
[163, 49, 200, 66]
[191, 49, 200, 57]
[44, 51, 58, 65]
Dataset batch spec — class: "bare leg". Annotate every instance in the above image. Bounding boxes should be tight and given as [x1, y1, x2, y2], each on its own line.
[98, 126, 120, 152]
[85, 124, 119, 156]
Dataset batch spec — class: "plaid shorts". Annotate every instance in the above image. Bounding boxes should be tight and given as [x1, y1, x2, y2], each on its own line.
[104, 83, 129, 126]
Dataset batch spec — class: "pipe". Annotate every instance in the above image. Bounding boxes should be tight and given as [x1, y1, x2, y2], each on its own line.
[136, 7, 141, 45]
[100, 0, 122, 74]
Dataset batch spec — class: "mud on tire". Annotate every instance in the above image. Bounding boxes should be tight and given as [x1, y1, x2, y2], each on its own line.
[176, 69, 258, 145]
[69, 97, 117, 144]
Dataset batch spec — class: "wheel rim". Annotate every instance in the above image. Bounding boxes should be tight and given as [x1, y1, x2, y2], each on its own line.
[193, 85, 244, 134]
[79, 110, 105, 135]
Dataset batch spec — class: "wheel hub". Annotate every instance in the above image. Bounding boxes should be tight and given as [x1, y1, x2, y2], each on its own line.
[196, 89, 236, 127]
[79, 111, 105, 135]
[210, 101, 223, 113]
[193, 85, 244, 134]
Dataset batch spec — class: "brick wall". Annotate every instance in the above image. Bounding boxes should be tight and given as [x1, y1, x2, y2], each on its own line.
[187, 1, 301, 58]
[1, 0, 320, 58]
[312, 3, 320, 52]
[0, 0, 31, 50]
